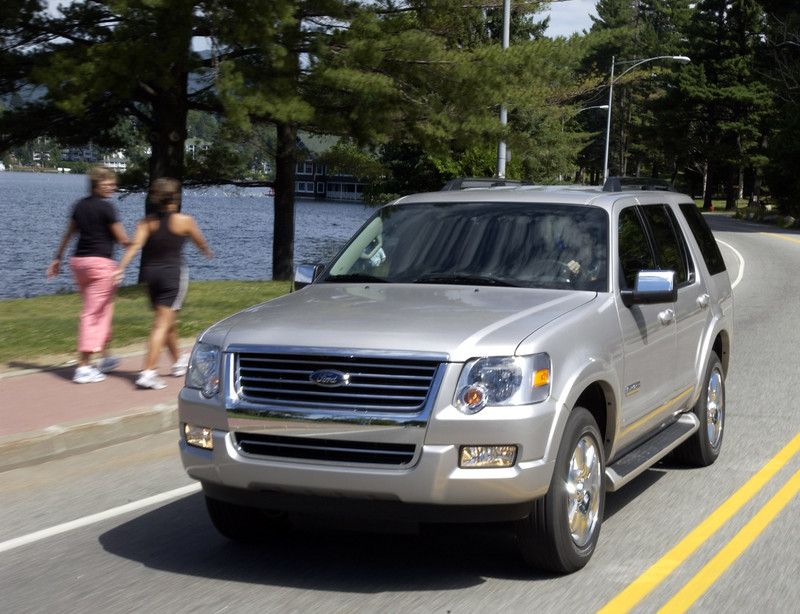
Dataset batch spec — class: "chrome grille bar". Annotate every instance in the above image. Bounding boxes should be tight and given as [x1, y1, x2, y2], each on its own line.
[236, 352, 441, 412]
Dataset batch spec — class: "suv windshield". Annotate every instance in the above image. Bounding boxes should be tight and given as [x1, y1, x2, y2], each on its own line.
[322, 202, 609, 291]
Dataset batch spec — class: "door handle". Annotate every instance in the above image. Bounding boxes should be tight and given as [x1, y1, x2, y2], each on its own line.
[658, 309, 675, 325]
[697, 293, 710, 309]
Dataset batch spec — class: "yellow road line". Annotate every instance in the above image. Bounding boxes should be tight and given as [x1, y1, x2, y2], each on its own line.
[597, 432, 800, 614]
[657, 467, 800, 613]
[761, 232, 800, 245]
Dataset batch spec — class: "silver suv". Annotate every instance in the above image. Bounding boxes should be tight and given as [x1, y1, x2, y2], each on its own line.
[179, 186, 732, 573]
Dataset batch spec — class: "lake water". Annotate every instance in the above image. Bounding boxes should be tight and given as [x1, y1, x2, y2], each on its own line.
[0, 172, 375, 299]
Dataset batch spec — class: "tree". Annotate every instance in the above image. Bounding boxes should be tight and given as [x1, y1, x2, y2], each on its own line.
[214, 0, 591, 278]
[761, 0, 800, 215]
[679, 0, 772, 209]
[1, 0, 592, 281]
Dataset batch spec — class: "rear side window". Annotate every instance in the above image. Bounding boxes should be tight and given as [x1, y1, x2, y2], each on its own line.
[679, 204, 726, 275]
[640, 205, 692, 285]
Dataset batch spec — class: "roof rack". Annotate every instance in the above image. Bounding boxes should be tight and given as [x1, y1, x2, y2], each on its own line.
[602, 176, 675, 192]
[440, 177, 529, 191]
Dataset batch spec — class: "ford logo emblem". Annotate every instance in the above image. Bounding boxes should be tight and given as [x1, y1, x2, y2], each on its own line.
[309, 369, 350, 388]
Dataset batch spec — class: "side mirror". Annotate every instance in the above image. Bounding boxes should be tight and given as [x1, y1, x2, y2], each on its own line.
[293, 263, 325, 291]
[620, 270, 677, 308]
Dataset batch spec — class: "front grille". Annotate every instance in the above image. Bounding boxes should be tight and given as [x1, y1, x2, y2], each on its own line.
[234, 432, 416, 465]
[236, 352, 440, 412]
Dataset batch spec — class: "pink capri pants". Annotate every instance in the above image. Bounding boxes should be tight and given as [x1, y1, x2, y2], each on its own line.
[69, 256, 117, 353]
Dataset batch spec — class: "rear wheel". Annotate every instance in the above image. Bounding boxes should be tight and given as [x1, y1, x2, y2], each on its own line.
[205, 495, 289, 542]
[516, 407, 605, 573]
[673, 351, 725, 467]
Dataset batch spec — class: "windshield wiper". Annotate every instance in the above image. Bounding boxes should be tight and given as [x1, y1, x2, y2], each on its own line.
[322, 273, 387, 283]
[410, 273, 520, 288]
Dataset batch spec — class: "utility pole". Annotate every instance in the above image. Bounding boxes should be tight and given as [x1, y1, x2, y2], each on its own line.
[496, 0, 511, 179]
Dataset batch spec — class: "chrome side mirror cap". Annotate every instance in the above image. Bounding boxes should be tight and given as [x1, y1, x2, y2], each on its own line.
[293, 263, 325, 291]
[621, 270, 677, 307]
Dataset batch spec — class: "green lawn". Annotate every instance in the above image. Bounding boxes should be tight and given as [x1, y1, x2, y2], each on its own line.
[693, 198, 748, 209]
[0, 280, 291, 364]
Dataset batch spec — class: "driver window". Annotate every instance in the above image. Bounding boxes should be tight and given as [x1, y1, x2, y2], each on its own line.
[618, 207, 655, 290]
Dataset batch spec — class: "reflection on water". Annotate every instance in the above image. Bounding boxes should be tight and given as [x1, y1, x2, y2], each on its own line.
[0, 172, 374, 299]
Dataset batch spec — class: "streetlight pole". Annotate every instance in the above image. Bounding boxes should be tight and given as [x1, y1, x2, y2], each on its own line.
[602, 55, 690, 184]
[496, 0, 511, 179]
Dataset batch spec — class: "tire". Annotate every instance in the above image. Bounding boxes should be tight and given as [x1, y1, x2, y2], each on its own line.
[205, 495, 289, 543]
[516, 407, 605, 573]
[672, 351, 725, 467]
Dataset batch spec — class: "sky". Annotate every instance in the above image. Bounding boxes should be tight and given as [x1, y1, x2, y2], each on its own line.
[545, 0, 598, 37]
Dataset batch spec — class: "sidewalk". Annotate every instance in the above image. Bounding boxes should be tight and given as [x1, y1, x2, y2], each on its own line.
[0, 348, 189, 472]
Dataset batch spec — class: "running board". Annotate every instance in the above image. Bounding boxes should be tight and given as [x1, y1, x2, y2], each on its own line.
[605, 413, 700, 492]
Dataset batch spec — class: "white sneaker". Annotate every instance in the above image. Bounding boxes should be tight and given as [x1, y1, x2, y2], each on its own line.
[136, 369, 167, 390]
[73, 365, 106, 384]
[97, 356, 120, 373]
[170, 352, 190, 377]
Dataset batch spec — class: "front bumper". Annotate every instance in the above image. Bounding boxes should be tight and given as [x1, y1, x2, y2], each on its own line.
[179, 359, 559, 517]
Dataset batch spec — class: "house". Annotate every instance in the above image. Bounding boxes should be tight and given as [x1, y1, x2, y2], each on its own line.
[294, 133, 366, 202]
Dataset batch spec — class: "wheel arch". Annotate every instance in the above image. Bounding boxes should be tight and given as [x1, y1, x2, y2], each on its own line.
[712, 329, 730, 375]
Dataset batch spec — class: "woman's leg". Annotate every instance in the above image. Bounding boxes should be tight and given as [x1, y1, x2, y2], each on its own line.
[71, 257, 117, 359]
[143, 305, 176, 371]
[166, 318, 180, 363]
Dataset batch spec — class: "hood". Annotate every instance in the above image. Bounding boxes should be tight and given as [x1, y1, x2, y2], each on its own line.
[208, 283, 596, 362]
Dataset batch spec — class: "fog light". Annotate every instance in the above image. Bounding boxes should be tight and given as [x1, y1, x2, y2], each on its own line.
[459, 445, 517, 468]
[184, 423, 214, 450]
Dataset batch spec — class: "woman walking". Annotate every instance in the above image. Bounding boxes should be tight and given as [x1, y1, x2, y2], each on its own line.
[115, 177, 212, 389]
[47, 166, 129, 384]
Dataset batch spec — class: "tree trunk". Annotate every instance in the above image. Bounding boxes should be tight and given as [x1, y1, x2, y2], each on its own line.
[738, 165, 744, 200]
[725, 166, 736, 210]
[273, 122, 297, 281]
[703, 162, 713, 210]
[148, 87, 188, 213]
[145, 2, 192, 213]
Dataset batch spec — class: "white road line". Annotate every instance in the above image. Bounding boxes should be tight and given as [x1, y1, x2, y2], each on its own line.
[0, 483, 201, 555]
[717, 239, 745, 289]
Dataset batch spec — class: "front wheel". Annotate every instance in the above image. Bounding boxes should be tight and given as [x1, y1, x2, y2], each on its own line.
[673, 351, 725, 467]
[516, 407, 605, 573]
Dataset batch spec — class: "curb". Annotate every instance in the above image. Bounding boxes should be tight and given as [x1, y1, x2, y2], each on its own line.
[0, 403, 178, 473]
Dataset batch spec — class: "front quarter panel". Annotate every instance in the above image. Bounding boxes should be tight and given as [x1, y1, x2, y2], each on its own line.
[516, 294, 623, 463]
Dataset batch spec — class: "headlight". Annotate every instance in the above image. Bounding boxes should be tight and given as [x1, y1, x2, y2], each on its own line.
[187, 342, 221, 398]
[454, 354, 550, 414]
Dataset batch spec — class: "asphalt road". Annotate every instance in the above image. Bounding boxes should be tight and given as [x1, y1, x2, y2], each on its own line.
[1, 214, 798, 614]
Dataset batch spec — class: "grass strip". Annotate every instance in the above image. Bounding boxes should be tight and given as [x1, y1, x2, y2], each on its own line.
[0, 280, 291, 364]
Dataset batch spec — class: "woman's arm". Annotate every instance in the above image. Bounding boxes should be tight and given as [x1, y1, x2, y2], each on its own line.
[114, 220, 150, 284]
[187, 217, 213, 259]
[47, 220, 77, 278]
[110, 221, 131, 247]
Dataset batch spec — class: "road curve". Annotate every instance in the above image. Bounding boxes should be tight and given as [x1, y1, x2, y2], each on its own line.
[0, 215, 798, 613]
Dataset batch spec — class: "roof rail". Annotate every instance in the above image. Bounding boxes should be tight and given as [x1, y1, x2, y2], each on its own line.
[440, 177, 529, 191]
[602, 176, 675, 192]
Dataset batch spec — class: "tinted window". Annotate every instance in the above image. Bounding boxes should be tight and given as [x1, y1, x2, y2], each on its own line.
[640, 205, 691, 284]
[679, 204, 727, 275]
[324, 202, 609, 291]
[618, 207, 655, 289]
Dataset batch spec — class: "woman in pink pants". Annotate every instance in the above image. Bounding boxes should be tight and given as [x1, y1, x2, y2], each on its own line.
[47, 167, 129, 383]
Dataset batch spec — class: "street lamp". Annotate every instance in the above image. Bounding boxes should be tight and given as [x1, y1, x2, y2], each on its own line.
[602, 55, 690, 183]
[575, 104, 609, 116]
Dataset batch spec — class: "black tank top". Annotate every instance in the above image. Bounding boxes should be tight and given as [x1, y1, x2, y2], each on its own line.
[141, 211, 186, 268]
